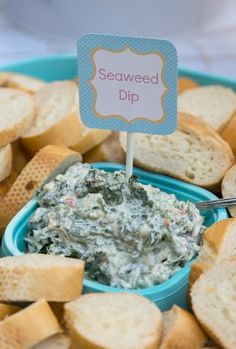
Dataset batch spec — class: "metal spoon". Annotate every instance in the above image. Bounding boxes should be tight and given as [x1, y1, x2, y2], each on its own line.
[195, 197, 236, 210]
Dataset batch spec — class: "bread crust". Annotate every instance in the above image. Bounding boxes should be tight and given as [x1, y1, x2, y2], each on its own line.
[0, 254, 84, 302]
[160, 305, 207, 349]
[178, 77, 199, 94]
[0, 145, 81, 234]
[189, 262, 206, 291]
[0, 88, 35, 147]
[0, 299, 61, 349]
[178, 85, 236, 132]
[0, 72, 45, 93]
[221, 114, 236, 149]
[189, 218, 236, 289]
[21, 111, 84, 156]
[203, 218, 236, 251]
[0, 145, 12, 183]
[221, 113, 236, 155]
[21, 81, 84, 156]
[191, 257, 236, 349]
[120, 113, 234, 190]
[70, 128, 111, 154]
[6, 73, 46, 94]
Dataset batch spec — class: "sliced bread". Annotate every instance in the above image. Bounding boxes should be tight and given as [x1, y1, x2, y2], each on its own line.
[0, 145, 81, 234]
[189, 218, 236, 289]
[159, 305, 207, 349]
[0, 254, 84, 302]
[178, 77, 199, 94]
[0, 145, 12, 182]
[0, 303, 20, 321]
[21, 81, 84, 155]
[84, 132, 125, 163]
[0, 299, 61, 349]
[222, 164, 236, 217]
[0, 88, 35, 147]
[32, 334, 71, 349]
[221, 113, 236, 156]
[64, 293, 162, 349]
[5, 72, 46, 94]
[178, 85, 236, 132]
[119, 113, 234, 190]
[191, 257, 236, 349]
[70, 127, 111, 154]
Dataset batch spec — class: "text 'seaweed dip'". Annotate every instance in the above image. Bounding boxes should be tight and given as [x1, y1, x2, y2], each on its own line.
[26, 163, 204, 289]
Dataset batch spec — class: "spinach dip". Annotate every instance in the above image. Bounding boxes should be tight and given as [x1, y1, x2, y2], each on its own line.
[26, 163, 204, 289]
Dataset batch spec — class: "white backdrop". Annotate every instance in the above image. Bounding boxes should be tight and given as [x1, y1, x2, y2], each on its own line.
[0, 0, 235, 78]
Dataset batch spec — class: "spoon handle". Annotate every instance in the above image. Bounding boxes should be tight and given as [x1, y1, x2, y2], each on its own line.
[196, 197, 236, 210]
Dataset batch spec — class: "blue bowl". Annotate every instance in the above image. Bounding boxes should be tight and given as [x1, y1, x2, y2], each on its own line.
[1, 163, 228, 311]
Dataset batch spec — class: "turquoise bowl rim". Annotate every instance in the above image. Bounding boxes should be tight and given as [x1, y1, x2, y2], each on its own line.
[2, 162, 228, 298]
[1, 52, 236, 88]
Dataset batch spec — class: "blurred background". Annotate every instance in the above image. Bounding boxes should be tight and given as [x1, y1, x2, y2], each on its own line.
[0, 0, 235, 77]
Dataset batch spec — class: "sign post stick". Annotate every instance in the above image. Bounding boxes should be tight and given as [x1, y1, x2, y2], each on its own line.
[77, 34, 177, 178]
[126, 132, 134, 178]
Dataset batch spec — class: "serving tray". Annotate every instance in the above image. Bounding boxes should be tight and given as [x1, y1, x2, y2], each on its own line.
[0, 54, 235, 310]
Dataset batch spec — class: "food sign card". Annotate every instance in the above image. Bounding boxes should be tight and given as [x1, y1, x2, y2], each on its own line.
[77, 34, 177, 135]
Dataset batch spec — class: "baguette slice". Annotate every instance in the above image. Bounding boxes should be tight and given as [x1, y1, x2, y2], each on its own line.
[70, 127, 111, 154]
[0, 145, 12, 182]
[0, 254, 84, 302]
[221, 113, 236, 156]
[159, 305, 207, 349]
[64, 293, 162, 349]
[222, 165, 236, 217]
[119, 113, 234, 190]
[178, 85, 236, 132]
[5, 72, 46, 94]
[0, 299, 61, 349]
[191, 257, 236, 349]
[0, 88, 35, 147]
[84, 132, 125, 163]
[0, 303, 21, 321]
[32, 334, 71, 349]
[21, 81, 84, 155]
[178, 77, 199, 94]
[189, 218, 236, 289]
[0, 145, 81, 234]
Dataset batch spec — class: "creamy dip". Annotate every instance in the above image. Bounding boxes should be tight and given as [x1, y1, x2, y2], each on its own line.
[26, 163, 204, 289]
